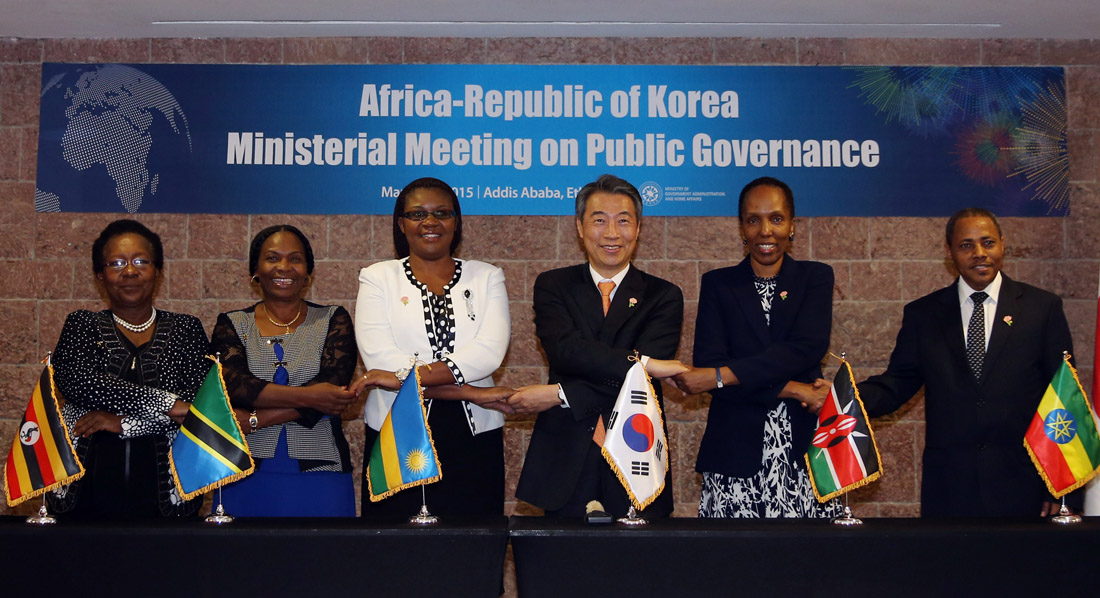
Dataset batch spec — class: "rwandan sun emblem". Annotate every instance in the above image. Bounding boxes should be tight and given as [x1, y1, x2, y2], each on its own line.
[404, 448, 431, 473]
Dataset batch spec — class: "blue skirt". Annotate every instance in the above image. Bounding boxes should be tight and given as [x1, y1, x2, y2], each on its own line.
[220, 427, 355, 517]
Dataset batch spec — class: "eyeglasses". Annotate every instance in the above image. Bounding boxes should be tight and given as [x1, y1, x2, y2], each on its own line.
[105, 258, 154, 271]
[400, 209, 457, 221]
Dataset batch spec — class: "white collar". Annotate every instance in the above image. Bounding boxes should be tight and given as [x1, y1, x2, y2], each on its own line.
[956, 272, 1003, 305]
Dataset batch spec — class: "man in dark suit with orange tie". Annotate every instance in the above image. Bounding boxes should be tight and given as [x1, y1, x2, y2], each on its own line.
[857, 207, 1075, 517]
[510, 174, 686, 518]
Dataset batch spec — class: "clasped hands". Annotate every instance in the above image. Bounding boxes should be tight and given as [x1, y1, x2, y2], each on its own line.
[668, 366, 830, 416]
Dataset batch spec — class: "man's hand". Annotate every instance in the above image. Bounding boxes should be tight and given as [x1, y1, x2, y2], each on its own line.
[672, 367, 719, 395]
[508, 385, 563, 415]
[645, 358, 690, 379]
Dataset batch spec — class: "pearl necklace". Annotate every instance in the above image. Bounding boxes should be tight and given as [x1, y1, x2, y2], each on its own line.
[113, 307, 157, 333]
[264, 303, 302, 334]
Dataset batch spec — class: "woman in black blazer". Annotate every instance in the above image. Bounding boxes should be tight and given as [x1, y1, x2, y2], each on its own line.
[674, 177, 840, 518]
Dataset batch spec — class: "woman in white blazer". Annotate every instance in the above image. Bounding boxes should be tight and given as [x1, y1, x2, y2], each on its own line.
[354, 177, 513, 520]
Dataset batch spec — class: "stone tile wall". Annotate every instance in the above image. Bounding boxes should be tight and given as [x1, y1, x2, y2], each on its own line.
[1, 37, 1097, 522]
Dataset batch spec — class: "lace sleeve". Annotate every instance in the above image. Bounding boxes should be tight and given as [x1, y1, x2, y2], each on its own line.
[209, 312, 268, 408]
[307, 306, 357, 387]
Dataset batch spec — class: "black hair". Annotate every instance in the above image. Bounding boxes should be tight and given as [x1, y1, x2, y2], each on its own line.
[738, 176, 795, 220]
[91, 219, 164, 274]
[945, 207, 1003, 244]
[392, 177, 463, 259]
[574, 174, 643, 220]
[249, 225, 315, 275]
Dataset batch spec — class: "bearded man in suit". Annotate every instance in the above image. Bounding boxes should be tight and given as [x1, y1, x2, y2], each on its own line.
[511, 174, 687, 517]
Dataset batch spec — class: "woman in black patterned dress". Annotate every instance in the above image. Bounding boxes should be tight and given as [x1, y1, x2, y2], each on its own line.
[675, 177, 841, 518]
[48, 219, 208, 519]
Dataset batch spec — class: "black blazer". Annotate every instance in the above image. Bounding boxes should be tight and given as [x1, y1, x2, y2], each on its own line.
[693, 256, 834, 478]
[858, 275, 1074, 517]
[516, 263, 684, 512]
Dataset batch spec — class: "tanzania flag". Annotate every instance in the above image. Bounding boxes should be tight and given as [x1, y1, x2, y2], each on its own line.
[806, 361, 883, 502]
[169, 358, 254, 501]
[601, 361, 668, 512]
[1023, 357, 1100, 498]
[366, 369, 442, 502]
[4, 365, 84, 506]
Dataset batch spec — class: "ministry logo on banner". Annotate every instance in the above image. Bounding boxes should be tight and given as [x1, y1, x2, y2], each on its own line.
[601, 360, 668, 511]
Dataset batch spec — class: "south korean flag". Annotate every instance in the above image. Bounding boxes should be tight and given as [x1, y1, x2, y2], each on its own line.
[601, 361, 668, 511]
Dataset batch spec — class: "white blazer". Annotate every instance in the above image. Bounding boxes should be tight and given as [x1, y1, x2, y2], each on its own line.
[355, 258, 510, 434]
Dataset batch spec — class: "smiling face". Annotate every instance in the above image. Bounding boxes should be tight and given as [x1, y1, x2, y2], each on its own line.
[946, 215, 1004, 291]
[576, 191, 640, 279]
[398, 187, 457, 261]
[254, 231, 309, 300]
[740, 184, 794, 278]
[97, 233, 159, 311]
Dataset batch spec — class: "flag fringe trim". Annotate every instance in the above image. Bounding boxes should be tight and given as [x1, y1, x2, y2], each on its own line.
[805, 359, 884, 503]
[599, 367, 669, 512]
[169, 357, 255, 502]
[1022, 359, 1100, 499]
[4, 363, 86, 507]
[365, 366, 443, 502]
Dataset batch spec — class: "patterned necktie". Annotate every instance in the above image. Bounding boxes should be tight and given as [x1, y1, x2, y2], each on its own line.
[272, 339, 289, 385]
[966, 291, 989, 379]
[597, 280, 616, 316]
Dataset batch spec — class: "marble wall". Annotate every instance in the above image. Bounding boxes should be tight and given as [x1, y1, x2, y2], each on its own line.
[1, 36, 1098, 521]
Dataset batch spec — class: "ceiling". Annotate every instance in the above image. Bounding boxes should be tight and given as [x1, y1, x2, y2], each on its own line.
[2, 0, 1098, 40]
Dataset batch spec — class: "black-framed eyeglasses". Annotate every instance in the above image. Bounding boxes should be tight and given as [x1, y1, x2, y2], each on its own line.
[105, 258, 154, 271]
[400, 209, 457, 221]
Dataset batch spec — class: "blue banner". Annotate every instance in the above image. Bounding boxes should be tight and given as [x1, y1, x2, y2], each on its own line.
[35, 63, 1068, 216]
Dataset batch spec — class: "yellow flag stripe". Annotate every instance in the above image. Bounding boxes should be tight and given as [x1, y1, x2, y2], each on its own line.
[188, 405, 248, 452]
[379, 415, 403, 488]
[30, 383, 67, 480]
[179, 426, 244, 474]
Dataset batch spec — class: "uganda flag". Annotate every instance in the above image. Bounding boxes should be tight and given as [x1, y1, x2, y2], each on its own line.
[4, 364, 84, 506]
[366, 368, 441, 502]
[1023, 357, 1100, 498]
[806, 361, 883, 502]
[169, 357, 254, 501]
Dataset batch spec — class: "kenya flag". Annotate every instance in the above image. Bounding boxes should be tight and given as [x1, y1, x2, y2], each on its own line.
[805, 361, 882, 502]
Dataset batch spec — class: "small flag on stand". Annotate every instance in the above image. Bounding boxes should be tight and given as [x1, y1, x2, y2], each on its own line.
[1085, 268, 1100, 514]
[1023, 355, 1100, 498]
[4, 363, 84, 507]
[366, 368, 442, 502]
[601, 360, 668, 511]
[169, 357, 254, 501]
[806, 360, 883, 502]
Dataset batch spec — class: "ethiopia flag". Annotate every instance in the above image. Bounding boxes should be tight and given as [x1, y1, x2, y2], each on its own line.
[4, 364, 84, 507]
[170, 358, 254, 501]
[601, 361, 668, 512]
[1023, 357, 1100, 498]
[366, 369, 441, 502]
[806, 361, 883, 502]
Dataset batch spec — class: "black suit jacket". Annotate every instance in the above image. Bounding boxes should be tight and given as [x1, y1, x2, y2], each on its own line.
[516, 263, 684, 512]
[858, 275, 1074, 517]
[693, 256, 833, 477]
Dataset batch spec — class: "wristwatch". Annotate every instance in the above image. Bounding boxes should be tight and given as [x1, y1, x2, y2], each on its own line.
[395, 367, 411, 383]
[248, 410, 259, 433]
[715, 367, 724, 389]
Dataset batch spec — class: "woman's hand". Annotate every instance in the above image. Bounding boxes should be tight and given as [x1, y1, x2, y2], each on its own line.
[71, 411, 123, 437]
[465, 386, 516, 415]
[508, 385, 563, 415]
[168, 400, 191, 424]
[302, 382, 358, 415]
[782, 379, 829, 415]
[645, 358, 690, 379]
[350, 369, 402, 396]
[672, 367, 720, 394]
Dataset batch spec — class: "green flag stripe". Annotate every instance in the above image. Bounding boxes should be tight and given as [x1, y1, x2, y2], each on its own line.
[368, 440, 388, 495]
[1052, 366, 1100, 460]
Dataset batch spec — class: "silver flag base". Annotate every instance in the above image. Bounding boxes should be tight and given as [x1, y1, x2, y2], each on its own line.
[1050, 504, 1082, 525]
[204, 502, 235, 525]
[25, 504, 57, 525]
[409, 504, 439, 525]
[832, 506, 863, 526]
[617, 506, 648, 526]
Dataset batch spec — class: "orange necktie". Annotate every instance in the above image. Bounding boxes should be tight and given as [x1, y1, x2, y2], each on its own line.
[598, 280, 616, 315]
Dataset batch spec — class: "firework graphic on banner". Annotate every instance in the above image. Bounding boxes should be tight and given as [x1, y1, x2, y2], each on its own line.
[954, 112, 1021, 187]
[1006, 79, 1070, 214]
[848, 66, 964, 133]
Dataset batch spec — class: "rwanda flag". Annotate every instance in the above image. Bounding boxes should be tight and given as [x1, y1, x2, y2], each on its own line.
[806, 361, 883, 502]
[1024, 357, 1100, 498]
[366, 369, 442, 502]
[170, 358, 254, 501]
[4, 364, 84, 507]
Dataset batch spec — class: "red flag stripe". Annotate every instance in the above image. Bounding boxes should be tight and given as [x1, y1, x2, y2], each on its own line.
[1025, 417, 1077, 491]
